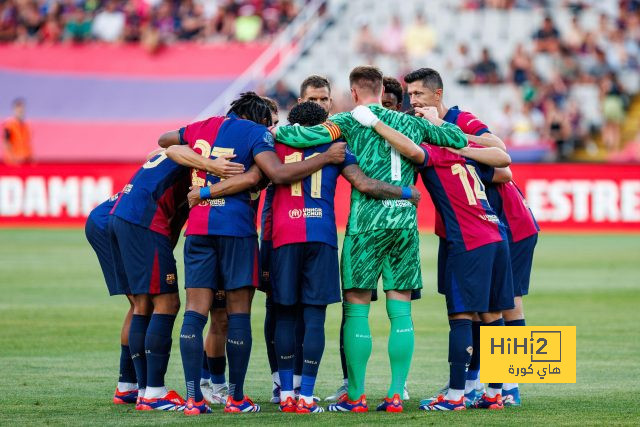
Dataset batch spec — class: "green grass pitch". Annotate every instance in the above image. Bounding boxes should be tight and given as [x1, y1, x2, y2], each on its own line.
[1, 230, 639, 425]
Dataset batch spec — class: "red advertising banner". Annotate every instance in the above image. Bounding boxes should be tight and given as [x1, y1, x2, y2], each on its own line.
[1, 163, 639, 231]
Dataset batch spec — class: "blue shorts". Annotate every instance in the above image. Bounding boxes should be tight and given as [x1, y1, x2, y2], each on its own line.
[510, 234, 537, 296]
[185, 235, 259, 291]
[259, 239, 273, 293]
[110, 216, 179, 295]
[272, 242, 341, 306]
[437, 237, 448, 295]
[85, 216, 130, 296]
[444, 241, 515, 315]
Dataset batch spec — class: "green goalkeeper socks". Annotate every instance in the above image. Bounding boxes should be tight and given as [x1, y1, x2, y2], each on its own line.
[386, 299, 414, 398]
[343, 302, 372, 400]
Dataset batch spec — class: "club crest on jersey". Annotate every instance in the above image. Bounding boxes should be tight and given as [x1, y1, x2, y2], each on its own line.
[166, 273, 176, 285]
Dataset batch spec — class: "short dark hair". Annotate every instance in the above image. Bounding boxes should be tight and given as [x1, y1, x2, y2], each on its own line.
[287, 101, 328, 127]
[383, 77, 403, 105]
[403, 68, 443, 92]
[262, 96, 279, 114]
[227, 91, 273, 126]
[349, 65, 383, 94]
[300, 75, 331, 98]
[12, 97, 25, 107]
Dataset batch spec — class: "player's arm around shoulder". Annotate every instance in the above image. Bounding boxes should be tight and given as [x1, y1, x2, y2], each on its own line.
[492, 167, 512, 183]
[187, 165, 264, 208]
[414, 106, 467, 149]
[448, 146, 511, 168]
[341, 164, 421, 206]
[273, 114, 346, 147]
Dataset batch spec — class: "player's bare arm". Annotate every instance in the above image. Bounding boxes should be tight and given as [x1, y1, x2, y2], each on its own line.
[158, 130, 181, 148]
[446, 146, 511, 167]
[165, 145, 245, 178]
[253, 142, 346, 184]
[466, 132, 507, 151]
[492, 167, 513, 183]
[341, 164, 421, 206]
[187, 165, 263, 208]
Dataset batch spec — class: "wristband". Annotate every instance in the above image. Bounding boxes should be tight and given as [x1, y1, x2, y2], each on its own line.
[199, 186, 212, 199]
[401, 186, 412, 200]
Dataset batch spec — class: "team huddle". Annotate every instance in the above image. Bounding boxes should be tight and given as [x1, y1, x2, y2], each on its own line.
[85, 65, 539, 415]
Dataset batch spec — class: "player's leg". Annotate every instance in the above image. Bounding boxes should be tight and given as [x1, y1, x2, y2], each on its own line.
[473, 240, 515, 410]
[220, 236, 260, 413]
[421, 243, 498, 411]
[203, 296, 229, 404]
[293, 306, 304, 395]
[296, 243, 341, 413]
[87, 217, 138, 403]
[259, 239, 280, 403]
[180, 235, 217, 415]
[376, 228, 421, 412]
[328, 231, 381, 412]
[501, 233, 536, 405]
[325, 303, 349, 402]
[271, 243, 303, 411]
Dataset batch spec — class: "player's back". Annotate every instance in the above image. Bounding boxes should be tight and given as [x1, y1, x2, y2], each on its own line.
[111, 152, 190, 237]
[418, 143, 505, 253]
[486, 180, 539, 243]
[271, 142, 355, 249]
[184, 114, 274, 237]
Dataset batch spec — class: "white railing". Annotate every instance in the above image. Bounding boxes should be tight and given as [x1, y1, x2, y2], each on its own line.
[195, 0, 335, 120]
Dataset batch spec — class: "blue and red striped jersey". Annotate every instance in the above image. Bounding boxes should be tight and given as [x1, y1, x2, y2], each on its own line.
[418, 144, 506, 254]
[111, 153, 190, 238]
[260, 184, 274, 243]
[181, 114, 275, 237]
[271, 142, 357, 249]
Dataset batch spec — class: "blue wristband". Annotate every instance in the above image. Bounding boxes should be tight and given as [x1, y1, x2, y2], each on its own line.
[401, 186, 412, 200]
[199, 186, 211, 199]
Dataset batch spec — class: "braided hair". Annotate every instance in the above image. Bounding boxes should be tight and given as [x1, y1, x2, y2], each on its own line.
[227, 92, 273, 126]
[287, 101, 328, 127]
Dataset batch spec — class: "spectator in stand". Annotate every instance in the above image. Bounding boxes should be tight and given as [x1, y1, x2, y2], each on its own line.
[600, 74, 627, 152]
[122, 1, 143, 43]
[533, 15, 560, 53]
[0, 1, 18, 41]
[355, 23, 380, 61]
[15, 0, 43, 43]
[380, 15, 405, 58]
[509, 43, 534, 85]
[404, 12, 436, 59]
[3, 98, 32, 165]
[64, 7, 93, 42]
[447, 42, 475, 85]
[267, 80, 297, 111]
[511, 102, 545, 148]
[493, 103, 516, 142]
[543, 98, 571, 160]
[563, 15, 585, 51]
[178, 0, 205, 40]
[473, 47, 501, 84]
[92, 0, 125, 42]
[235, 5, 262, 42]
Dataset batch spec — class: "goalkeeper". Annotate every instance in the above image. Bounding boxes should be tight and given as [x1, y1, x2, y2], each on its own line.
[273, 66, 466, 413]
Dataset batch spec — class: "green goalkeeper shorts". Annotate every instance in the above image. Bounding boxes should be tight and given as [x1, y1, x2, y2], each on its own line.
[341, 228, 422, 292]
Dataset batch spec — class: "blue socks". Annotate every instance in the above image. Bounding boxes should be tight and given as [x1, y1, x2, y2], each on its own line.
[449, 319, 473, 391]
[145, 313, 176, 388]
[227, 313, 252, 401]
[484, 318, 505, 390]
[201, 351, 210, 380]
[129, 315, 150, 390]
[119, 345, 137, 384]
[505, 318, 526, 327]
[466, 320, 482, 381]
[294, 307, 305, 378]
[264, 296, 278, 375]
[208, 356, 226, 384]
[179, 310, 207, 401]
[300, 305, 326, 397]
[275, 304, 296, 393]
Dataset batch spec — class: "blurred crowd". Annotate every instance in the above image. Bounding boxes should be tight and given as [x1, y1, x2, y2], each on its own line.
[0, 0, 304, 47]
[350, 0, 640, 160]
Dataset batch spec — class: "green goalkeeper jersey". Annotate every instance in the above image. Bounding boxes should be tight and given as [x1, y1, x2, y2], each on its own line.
[275, 104, 466, 235]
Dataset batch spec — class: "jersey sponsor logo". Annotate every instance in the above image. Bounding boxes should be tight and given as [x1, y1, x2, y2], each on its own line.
[288, 207, 323, 219]
[123, 184, 133, 194]
[479, 214, 500, 223]
[200, 198, 226, 207]
[166, 273, 176, 285]
[381, 200, 413, 208]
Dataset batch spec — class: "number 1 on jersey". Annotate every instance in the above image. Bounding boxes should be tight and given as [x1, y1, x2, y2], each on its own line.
[284, 152, 322, 198]
[451, 163, 487, 205]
